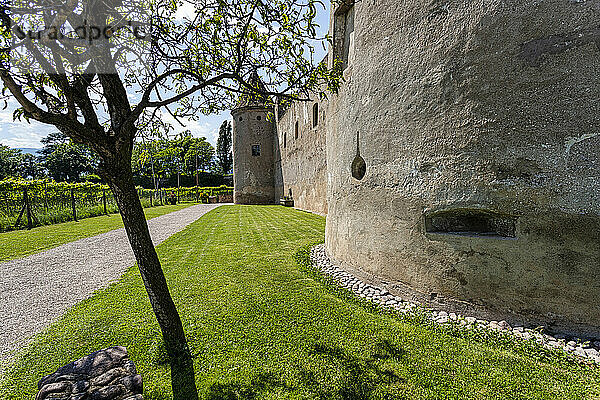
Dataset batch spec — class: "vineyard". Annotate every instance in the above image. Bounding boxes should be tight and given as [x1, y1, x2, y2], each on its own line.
[0, 179, 233, 232]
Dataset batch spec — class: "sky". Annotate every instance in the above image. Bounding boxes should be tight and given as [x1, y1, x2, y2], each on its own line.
[0, 2, 331, 150]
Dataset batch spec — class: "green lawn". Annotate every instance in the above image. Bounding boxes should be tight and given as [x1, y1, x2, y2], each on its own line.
[1, 205, 598, 399]
[0, 203, 194, 262]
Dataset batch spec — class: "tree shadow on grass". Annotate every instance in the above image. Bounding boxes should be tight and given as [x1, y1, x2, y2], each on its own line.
[205, 339, 407, 400]
[206, 372, 284, 400]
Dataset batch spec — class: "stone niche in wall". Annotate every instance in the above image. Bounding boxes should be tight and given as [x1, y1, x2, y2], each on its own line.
[424, 208, 517, 238]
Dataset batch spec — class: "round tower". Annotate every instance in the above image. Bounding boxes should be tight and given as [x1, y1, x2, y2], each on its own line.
[231, 74, 275, 205]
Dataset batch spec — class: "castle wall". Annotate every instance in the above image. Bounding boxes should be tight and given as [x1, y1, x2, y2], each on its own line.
[324, 0, 600, 337]
[274, 101, 328, 215]
[232, 107, 275, 204]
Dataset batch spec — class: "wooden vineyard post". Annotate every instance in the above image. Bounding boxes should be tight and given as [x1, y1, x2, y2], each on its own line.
[43, 182, 48, 212]
[103, 189, 108, 215]
[195, 186, 199, 203]
[15, 187, 36, 230]
[25, 187, 33, 230]
[160, 189, 163, 205]
[71, 188, 77, 222]
[150, 190, 153, 207]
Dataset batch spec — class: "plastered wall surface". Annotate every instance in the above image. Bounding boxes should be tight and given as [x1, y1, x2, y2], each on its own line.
[324, 0, 600, 336]
[274, 101, 329, 215]
[232, 107, 276, 204]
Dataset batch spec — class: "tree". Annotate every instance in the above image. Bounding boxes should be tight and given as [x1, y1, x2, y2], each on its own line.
[132, 140, 155, 186]
[181, 135, 214, 180]
[14, 152, 44, 179]
[216, 120, 233, 175]
[133, 135, 214, 187]
[39, 132, 69, 159]
[43, 142, 96, 182]
[1, 0, 341, 396]
[0, 144, 20, 179]
[0, 145, 42, 179]
[132, 137, 172, 190]
[154, 138, 183, 185]
[40, 133, 96, 181]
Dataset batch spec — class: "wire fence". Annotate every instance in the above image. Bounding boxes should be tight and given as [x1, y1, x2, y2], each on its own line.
[0, 179, 233, 232]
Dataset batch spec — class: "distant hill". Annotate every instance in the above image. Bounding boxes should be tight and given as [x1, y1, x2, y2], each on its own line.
[15, 148, 41, 155]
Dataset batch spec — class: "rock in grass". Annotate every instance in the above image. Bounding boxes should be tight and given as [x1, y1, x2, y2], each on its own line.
[574, 347, 587, 357]
[498, 320, 511, 331]
[584, 348, 599, 358]
[36, 346, 143, 400]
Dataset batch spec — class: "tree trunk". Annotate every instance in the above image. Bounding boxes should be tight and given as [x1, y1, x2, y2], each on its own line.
[106, 164, 198, 399]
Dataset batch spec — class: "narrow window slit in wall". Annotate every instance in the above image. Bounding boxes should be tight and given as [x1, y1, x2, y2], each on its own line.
[425, 209, 517, 238]
[333, 2, 355, 71]
[313, 103, 319, 127]
[252, 144, 261, 156]
[295, 121, 299, 139]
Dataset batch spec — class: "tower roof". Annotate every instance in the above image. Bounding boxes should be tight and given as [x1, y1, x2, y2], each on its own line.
[236, 71, 270, 108]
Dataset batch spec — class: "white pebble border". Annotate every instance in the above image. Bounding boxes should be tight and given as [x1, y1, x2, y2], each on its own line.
[310, 244, 600, 365]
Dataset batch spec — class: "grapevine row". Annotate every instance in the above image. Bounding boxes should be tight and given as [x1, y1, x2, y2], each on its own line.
[0, 179, 233, 232]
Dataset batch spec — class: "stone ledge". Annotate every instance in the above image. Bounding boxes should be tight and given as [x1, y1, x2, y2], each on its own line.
[36, 346, 143, 400]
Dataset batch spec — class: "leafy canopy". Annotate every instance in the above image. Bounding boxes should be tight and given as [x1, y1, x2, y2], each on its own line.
[132, 133, 215, 182]
[0, 0, 341, 166]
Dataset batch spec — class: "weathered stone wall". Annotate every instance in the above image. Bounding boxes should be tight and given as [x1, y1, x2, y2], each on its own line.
[232, 106, 275, 204]
[274, 100, 328, 215]
[324, 0, 600, 337]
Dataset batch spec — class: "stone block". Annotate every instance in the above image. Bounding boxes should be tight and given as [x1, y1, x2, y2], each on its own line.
[36, 347, 143, 400]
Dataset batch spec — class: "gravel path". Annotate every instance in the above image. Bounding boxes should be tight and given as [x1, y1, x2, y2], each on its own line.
[0, 203, 223, 372]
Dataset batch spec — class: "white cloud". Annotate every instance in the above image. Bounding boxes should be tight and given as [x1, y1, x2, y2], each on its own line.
[174, 1, 197, 21]
[0, 105, 53, 148]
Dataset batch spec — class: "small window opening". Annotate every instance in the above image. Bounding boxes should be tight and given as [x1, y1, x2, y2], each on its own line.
[295, 121, 299, 139]
[239, 116, 243, 121]
[283, 132, 287, 148]
[425, 209, 517, 238]
[313, 103, 319, 128]
[251, 144, 261, 156]
[257, 115, 261, 120]
[334, 3, 355, 70]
